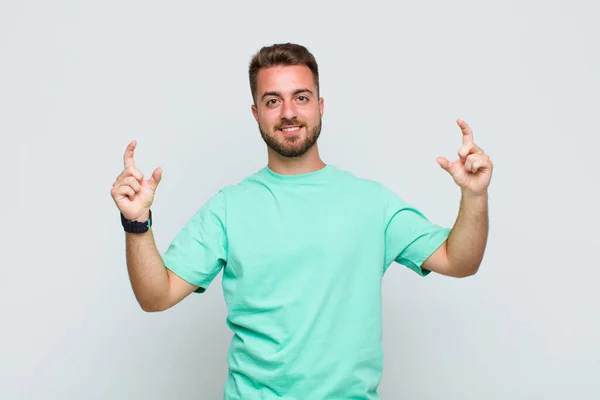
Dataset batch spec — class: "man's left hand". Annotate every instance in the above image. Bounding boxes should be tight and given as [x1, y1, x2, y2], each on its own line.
[437, 119, 493, 197]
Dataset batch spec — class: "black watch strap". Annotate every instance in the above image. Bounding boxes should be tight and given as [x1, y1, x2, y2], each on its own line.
[121, 210, 152, 233]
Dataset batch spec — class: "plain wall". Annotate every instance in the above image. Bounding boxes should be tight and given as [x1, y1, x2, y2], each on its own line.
[1, 0, 599, 398]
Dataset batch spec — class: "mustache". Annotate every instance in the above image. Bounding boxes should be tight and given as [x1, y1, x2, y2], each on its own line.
[275, 118, 305, 130]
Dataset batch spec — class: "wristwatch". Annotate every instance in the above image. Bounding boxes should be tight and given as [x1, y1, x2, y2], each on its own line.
[121, 210, 152, 233]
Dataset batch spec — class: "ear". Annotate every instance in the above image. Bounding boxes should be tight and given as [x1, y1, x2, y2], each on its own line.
[319, 97, 324, 117]
[251, 104, 259, 122]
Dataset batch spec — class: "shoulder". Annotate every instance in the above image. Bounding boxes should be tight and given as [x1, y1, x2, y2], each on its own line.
[329, 166, 402, 201]
[327, 165, 387, 191]
[217, 167, 268, 198]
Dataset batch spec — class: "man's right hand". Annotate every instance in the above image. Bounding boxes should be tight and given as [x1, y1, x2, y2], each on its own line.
[110, 140, 162, 221]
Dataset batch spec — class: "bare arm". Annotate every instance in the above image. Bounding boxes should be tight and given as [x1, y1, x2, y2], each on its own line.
[423, 192, 488, 278]
[125, 222, 199, 312]
[447, 192, 488, 275]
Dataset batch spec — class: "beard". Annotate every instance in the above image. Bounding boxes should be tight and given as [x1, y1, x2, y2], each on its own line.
[259, 117, 322, 158]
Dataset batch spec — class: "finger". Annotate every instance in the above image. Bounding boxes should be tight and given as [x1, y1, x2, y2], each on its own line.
[124, 140, 137, 169]
[117, 165, 144, 182]
[457, 119, 474, 145]
[112, 185, 135, 200]
[120, 176, 142, 192]
[465, 154, 490, 173]
[465, 154, 480, 172]
[436, 157, 454, 174]
[147, 167, 162, 192]
[474, 157, 493, 173]
[458, 142, 484, 161]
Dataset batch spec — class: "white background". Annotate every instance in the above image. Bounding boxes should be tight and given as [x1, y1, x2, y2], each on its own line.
[1, 0, 598, 399]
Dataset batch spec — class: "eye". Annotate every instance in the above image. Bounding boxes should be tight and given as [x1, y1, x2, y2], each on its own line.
[266, 99, 279, 106]
[297, 96, 308, 102]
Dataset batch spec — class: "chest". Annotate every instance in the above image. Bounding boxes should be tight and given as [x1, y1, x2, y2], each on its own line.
[222, 191, 384, 301]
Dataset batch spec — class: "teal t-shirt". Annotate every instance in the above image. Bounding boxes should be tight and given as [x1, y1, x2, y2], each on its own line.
[162, 165, 450, 399]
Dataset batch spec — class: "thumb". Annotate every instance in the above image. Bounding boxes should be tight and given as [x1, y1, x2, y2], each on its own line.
[147, 167, 162, 191]
[436, 157, 454, 174]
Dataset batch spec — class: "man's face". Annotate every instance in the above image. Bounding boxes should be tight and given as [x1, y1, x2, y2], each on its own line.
[252, 65, 324, 158]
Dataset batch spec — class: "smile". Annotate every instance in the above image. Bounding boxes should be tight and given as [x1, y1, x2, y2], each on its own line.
[281, 126, 301, 132]
[279, 125, 302, 136]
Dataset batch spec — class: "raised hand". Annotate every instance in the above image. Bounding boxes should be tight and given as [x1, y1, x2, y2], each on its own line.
[436, 119, 493, 197]
[110, 140, 162, 221]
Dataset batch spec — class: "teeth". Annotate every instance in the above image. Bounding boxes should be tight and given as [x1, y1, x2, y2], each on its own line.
[281, 126, 300, 132]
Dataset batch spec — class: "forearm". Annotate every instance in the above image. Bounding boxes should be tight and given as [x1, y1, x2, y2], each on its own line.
[125, 228, 170, 311]
[446, 191, 489, 276]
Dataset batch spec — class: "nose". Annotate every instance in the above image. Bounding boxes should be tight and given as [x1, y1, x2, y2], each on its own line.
[280, 100, 297, 120]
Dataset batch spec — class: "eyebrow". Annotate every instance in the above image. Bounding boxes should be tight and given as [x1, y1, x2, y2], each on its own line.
[261, 88, 314, 101]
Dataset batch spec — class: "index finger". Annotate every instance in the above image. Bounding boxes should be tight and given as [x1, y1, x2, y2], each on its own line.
[124, 140, 136, 169]
[457, 119, 474, 145]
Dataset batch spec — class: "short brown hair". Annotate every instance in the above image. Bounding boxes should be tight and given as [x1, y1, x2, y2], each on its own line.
[248, 43, 320, 103]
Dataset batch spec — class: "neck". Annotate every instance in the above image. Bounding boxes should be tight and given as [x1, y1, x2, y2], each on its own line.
[267, 145, 326, 175]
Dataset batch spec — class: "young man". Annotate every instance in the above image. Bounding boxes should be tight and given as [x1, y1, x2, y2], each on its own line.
[110, 43, 493, 399]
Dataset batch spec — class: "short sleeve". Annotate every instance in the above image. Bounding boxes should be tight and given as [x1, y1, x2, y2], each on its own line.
[382, 187, 451, 276]
[162, 190, 228, 293]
